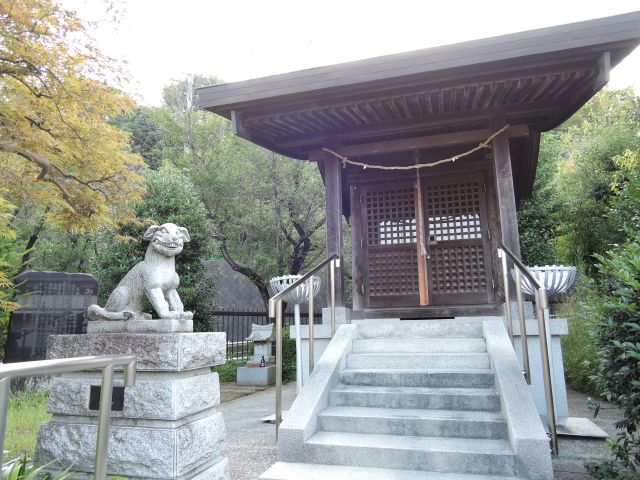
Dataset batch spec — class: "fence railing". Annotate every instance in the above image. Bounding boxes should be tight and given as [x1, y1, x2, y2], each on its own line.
[268, 254, 339, 439]
[0, 354, 137, 478]
[210, 309, 322, 360]
[498, 243, 558, 455]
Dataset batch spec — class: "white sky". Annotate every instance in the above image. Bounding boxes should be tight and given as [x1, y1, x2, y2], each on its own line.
[62, 0, 640, 106]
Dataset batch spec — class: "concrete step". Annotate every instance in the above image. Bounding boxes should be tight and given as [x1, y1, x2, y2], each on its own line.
[303, 431, 516, 476]
[339, 368, 495, 388]
[352, 337, 487, 354]
[346, 353, 491, 370]
[357, 320, 484, 339]
[261, 462, 523, 480]
[318, 406, 508, 439]
[329, 385, 501, 411]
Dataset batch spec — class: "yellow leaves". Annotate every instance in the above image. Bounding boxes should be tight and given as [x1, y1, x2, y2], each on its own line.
[0, 192, 18, 313]
[0, 0, 145, 232]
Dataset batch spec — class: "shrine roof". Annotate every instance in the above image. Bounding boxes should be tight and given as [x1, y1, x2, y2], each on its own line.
[198, 12, 640, 165]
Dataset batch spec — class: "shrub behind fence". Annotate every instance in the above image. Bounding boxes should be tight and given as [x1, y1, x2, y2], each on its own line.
[209, 309, 322, 360]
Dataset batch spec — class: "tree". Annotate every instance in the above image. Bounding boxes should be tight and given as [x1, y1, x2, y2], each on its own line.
[552, 89, 640, 271]
[517, 131, 562, 266]
[0, 194, 20, 315]
[0, 0, 145, 233]
[152, 76, 326, 308]
[90, 166, 217, 331]
[519, 89, 640, 272]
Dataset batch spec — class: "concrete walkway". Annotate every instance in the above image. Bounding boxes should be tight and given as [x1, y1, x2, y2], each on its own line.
[220, 383, 623, 480]
[220, 382, 296, 480]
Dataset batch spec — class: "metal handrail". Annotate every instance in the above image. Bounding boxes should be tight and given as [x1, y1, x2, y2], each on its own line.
[0, 354, 137, 478]
[498, 243, 558, 455]
[268, 254, 339, 439]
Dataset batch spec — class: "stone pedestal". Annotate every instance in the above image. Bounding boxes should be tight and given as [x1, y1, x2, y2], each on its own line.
[35, 329, 230, 480]
[236, 366, 276, 386]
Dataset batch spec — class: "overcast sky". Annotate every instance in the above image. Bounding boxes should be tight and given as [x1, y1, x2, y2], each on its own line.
[62, 0, 640, 106]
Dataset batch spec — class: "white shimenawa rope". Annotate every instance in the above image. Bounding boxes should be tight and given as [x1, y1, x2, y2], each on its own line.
[322, 125, 510, 170]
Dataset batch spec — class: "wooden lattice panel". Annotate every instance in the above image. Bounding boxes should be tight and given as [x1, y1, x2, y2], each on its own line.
[431, 243, 487, 294]
[365, 188, 416, 246]
[425, 181, 482, 242]
[369, 249, 419, 296]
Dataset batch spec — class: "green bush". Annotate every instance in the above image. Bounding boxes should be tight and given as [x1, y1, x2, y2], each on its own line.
[212, 359, 245, 383]
[559, 279, 599, 393]
[585, 233, 640, 479]
[282, 327, 297, 381]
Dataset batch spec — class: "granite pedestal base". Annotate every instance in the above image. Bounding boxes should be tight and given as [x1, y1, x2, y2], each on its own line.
[35, 330, 230, 480]
[236, 366, 276, 386]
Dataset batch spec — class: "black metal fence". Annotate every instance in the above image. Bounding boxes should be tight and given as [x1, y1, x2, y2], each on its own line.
[210, 309, 322, 360]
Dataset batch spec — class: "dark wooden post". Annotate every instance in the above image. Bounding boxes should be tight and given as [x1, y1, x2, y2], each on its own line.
[320, 152, 345, 307]
[491, 125, 522, 259]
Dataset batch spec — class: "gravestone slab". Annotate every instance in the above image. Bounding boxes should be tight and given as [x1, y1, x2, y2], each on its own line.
[4, 271, 98, 363]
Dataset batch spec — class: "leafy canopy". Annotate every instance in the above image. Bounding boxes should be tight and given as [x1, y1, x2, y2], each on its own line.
[0, 0, 145, 232]
[149, 76, 326, 308]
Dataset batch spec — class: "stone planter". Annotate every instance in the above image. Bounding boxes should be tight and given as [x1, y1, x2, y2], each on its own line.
[519, 265, 577, 297]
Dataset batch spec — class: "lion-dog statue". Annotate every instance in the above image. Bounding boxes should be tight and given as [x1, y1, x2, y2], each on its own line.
[88, 223, 194, 321]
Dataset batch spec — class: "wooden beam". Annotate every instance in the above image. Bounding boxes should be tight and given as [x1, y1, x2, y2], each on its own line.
[230, 110, 303, 159]
[544, 51, 611, 131]
[491, 124, 522, 260]
[323, 152, 345, 307]
[317, 125, 529, 159]
[276, 99, 564, 151]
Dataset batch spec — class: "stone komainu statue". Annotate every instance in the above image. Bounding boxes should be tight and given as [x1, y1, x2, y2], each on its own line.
[88, 223, 194, 321]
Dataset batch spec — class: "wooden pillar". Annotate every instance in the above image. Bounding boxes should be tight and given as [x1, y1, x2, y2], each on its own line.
[322, 153, 345, 306]
[350, 185, 364, 310]
[492, 127, 522, 259]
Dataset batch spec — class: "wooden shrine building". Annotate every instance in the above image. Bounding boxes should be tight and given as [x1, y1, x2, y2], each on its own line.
[198, 12, 640, 318]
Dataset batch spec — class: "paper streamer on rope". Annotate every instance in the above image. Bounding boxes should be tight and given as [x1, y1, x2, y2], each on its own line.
[322, 125, 510, 171]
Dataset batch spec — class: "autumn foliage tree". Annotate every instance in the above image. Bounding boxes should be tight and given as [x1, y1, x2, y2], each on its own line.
[0, 0, 145, 232]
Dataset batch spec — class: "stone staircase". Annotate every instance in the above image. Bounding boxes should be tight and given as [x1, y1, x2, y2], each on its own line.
[261, 320, 551, 479]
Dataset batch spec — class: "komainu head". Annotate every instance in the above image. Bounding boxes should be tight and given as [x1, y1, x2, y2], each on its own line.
[143, 223, 191, 257]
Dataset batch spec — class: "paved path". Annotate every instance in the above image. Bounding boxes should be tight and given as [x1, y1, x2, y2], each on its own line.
[220, 383, 623, 479]
[220, 383, 296, 480]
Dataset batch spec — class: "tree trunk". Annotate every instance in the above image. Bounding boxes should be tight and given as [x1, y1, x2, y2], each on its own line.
[216, 234, 270, 310]
[18, 207, 49, 273]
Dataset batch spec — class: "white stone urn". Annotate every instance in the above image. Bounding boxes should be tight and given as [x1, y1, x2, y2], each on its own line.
[519, 265, 577, 297]
[270, 274, 321, 393]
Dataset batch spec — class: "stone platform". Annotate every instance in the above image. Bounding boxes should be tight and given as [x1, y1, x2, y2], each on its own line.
[35, 330, 230, 479]
[237, 366, 276, 386]
[86, 318, 193, 334]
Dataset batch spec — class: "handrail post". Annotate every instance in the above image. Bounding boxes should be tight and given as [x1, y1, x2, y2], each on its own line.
[307, 277, 315, 375]
[498, 249, 515, 344]
[514, 265, 531, 384]
[330, 259, 337, 337]
[535, 287, 558, 455]
[271, 298, 283, 440]
[94, 363, 115, 479]
[0, 377, 10, 468]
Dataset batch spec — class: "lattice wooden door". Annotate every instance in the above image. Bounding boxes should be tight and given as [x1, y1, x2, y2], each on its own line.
[422, 173, 494, 304]
[359, 182, 420, 308]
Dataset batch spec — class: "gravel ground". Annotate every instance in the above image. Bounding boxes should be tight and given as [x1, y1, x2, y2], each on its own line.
[219, 383, 623, 480]
[554, 389, 623, 479]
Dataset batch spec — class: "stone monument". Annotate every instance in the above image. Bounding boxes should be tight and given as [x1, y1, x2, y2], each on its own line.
[35, 223, 230, 479]
[5, 271, 98, 363]
[237, 323, 276, 386]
